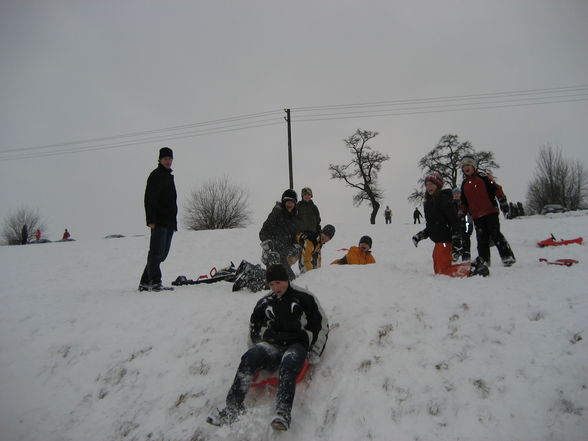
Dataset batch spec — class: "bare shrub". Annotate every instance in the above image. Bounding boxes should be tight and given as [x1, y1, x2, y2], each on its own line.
[1, 207, 46, 245]
[183, 177, 251, 230]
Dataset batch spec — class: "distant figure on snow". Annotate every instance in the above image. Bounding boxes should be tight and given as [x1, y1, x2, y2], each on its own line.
[21, 224, 28, 245]
[413, 207, 422, 224]
[384, 206, 392, 224]
[35, 229, 41, 241]
[62, 229, 70, 240]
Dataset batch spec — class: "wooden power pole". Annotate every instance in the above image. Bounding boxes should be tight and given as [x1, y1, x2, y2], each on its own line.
[284, 109, 293, 189]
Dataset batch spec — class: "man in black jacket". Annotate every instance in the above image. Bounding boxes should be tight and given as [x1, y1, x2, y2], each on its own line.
[139, 147, 177, 292]
[207, 264, 329, 431]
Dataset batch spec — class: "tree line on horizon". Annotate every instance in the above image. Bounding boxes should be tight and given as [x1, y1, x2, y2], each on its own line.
[2, 133, 587, 244]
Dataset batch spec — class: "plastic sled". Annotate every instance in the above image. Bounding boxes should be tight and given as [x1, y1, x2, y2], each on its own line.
[251, 359, 309, 388]
[537, 234, 583, 247]
[539, 258, 579, 267]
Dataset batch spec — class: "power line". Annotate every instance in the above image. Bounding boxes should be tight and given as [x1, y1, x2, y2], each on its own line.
[2, 84, 587, 161]
[292, 84, 588, 112]
[1, 119, 284, 161]
[0, 109, 284, 154]
[293, 95, 588, 123]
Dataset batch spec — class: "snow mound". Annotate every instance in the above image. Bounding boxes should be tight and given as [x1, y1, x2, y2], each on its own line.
[1, 212, 587, 441]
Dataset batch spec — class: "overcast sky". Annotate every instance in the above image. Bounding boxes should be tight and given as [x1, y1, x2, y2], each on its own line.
[1, 0, 587, 240]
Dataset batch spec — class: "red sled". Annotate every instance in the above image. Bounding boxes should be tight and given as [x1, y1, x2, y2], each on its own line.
[251, 359, 309, 388]
[537, 235, 583, 247]
[539, 258, 579, 267]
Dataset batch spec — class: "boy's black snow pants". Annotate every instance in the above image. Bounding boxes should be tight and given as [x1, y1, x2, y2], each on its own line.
[226, 342, 307, 419]
[474, 213, 515, 266]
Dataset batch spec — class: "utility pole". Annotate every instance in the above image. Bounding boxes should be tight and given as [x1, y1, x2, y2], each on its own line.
[284, 108, 293, 189]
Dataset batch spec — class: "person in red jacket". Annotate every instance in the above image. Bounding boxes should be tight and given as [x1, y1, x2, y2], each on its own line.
[459, 155, 515, 267]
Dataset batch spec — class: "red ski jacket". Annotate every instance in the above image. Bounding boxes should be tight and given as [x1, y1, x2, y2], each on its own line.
[460, 173, 506, 220]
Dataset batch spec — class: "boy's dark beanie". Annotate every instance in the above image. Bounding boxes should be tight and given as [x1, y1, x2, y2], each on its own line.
[159, 147, 173, 159]
[359, 235, 372, 248]
[281, 188, 298, 203]
[322, 224, 336, 239]
[266, 264, 290, 283]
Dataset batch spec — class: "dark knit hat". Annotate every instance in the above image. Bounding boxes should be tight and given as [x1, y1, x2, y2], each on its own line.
[322, 224, 336, 239]
[461, 154, 477, 169]
[301, 187, 313, 197]
[281, 189, 298, 204]
[266, 264, 290, 283]
[159, 147, 173, 159]
[424, 172, 444, 189]
[359, 235, 372, 248]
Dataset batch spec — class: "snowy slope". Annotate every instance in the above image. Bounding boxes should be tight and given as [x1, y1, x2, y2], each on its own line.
[1, 212, 587, 441]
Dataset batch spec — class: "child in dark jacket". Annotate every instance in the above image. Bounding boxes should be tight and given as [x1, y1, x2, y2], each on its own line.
[459, 155, 515, 267]
[412, 173, 489, 278]
[207, 264, 329, 432]
[259, 189, 301, 280]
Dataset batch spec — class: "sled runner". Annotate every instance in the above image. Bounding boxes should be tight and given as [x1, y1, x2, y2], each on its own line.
[251, 359, 310, 388]
[537, 234, 584, 247]
[538, 258, 579, 267]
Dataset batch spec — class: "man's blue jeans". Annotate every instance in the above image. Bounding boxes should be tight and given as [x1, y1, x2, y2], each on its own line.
[140, 226, 174, 285]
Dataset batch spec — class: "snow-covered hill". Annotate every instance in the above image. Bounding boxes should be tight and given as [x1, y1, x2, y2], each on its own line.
[1, 212, 587, 441]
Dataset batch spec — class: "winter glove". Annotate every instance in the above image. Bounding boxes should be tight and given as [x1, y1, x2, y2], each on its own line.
[412, 230, 427, 247]
[499, 199, 509, 214]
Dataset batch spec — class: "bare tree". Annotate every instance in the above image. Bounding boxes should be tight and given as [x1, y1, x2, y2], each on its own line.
[1, 207, 46, 245]
[526, 144, 588, 213]
[408, 134, 499, 205]
[329, 129, 390, 224]
[183, 176, 252, 230]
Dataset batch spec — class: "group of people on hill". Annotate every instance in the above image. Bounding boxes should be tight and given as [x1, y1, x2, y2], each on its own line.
[412, 154, 515, 278]
[19, 227, 72, 244]
[137, 147, 516, 431]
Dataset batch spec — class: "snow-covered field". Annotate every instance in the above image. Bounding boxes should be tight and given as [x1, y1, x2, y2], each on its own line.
[1, 212, 587, 441]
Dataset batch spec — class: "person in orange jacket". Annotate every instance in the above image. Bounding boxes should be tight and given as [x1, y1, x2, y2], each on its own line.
[331, 235, 376, 265]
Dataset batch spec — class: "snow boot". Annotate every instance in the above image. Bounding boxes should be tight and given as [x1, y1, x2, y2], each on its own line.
[469, 257, 490, 277]
[270, 412, 290, 431]
[206, 406, 244, 427]
[501, 255, 516, 267]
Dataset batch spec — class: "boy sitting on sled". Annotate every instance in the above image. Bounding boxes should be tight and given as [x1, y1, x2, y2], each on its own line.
[207, 264, 329, 431]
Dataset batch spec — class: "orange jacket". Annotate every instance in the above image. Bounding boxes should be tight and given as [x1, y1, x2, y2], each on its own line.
[331, 246, 376, 265]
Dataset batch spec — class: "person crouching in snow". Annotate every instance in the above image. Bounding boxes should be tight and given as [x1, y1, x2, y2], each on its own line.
[298, 224, 336, 273]
[207, 264, 329, 432]
[259, 189, 301, 280]
[412, 172, 489, 278]
[459, 154, 516, 267]
[331, 235, 376, 265]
